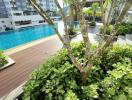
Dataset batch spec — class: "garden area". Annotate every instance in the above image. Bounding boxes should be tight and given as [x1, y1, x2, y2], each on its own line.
[23, 43, 132, 100]
[23, 0, 132, 100]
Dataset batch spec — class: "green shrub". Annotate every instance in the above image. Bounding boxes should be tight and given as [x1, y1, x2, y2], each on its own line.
[65, 90, 79, 100]
[99, 25, 113, 35]
[68, 28, 76, 36]
[83, 8, 93, 16]
[99, 60, 132, 100]
[0, 50, 8, 67]
[117, 23, 132, 35]
[89, 21, 96, 27]
[100, 23, 132, 36]
[117, 25, 129, 36]
[23, 43, 132, 100]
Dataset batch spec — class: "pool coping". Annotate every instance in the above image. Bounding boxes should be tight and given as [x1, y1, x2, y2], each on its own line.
[4, 35, 57, 55]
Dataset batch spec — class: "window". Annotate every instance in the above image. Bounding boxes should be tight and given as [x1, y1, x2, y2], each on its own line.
[15, 20, 31, 26]
[13, 13, 22, 16]
[1, 21, 5, 23]
[39, 20, 45, 23]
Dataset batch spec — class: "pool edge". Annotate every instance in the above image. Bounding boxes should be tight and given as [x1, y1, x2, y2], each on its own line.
[4, 35, 57, 55]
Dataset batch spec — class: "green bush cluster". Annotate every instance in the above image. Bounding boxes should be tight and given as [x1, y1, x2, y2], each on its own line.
[0, 50, 8, 67]
[100, 25, 113, 35]
[116, 23, 132, 36]
[23, 42, 132, 100]
[89, 21, 96, 27]
[99, 23, 132, 36]
[67, 28, 76, 37]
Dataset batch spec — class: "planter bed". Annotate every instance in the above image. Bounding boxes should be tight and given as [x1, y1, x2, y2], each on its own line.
[0, 57, 15, 71]
[96, 33, 117, 42]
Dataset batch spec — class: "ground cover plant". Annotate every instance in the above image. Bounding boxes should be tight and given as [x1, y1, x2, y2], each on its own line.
[23, 43, 132, 100]
[0, 50, 8, 67]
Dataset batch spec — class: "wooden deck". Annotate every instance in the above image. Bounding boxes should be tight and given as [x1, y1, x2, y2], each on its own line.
[0, 35, 62, 97]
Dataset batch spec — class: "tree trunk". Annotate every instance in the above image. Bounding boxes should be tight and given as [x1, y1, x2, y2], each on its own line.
[69, 5, 74, 30]
[76, 5, 91, 58]
[93, 11, 96, 22]
[81, 71, 88, 85]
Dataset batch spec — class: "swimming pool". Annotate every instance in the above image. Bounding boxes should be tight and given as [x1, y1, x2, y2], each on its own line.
[0, 24, 56, 50]
[0, 22, 78, 50]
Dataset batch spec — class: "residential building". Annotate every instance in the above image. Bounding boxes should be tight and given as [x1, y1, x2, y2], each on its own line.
[0, 0, 59, 32]
[0, 0, 12, 32]
[0, 0, 8, 18]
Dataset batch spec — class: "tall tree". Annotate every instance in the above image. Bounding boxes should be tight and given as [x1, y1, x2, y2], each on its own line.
[27, 0, 132, 83]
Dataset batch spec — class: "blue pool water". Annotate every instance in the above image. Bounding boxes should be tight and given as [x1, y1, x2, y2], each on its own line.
[0, 22, 78, 50]
[0, 24, 56, 50]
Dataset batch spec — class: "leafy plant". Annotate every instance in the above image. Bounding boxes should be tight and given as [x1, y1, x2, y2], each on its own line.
[68, 28, 76, 37]
[89, 21, 96, 27]
[28, 0, 132, 87]
[23, 43, 132, 100]
[65, 90, 79, 100]
[0, 50, 8, 67]
[83, 8, 93, 16]
[100, 25, 113, 35]
[116, 23, 132, 35]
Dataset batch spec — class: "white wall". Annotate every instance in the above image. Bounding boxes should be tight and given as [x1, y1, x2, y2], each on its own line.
[11, 14, 61, 29]
[0, 18, 12, 32]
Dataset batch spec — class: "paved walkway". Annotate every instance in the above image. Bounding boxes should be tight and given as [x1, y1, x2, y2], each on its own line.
[0, 35, 62, 98]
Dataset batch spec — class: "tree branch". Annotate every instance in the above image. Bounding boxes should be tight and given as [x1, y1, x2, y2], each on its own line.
[106, 0, 114, 25]
[116, 0, 132, 23]
[76, 2, 91, 58]
[94, 0, 132, 59]
[28, 0, 83, 72]
[54, 0, 68, 36]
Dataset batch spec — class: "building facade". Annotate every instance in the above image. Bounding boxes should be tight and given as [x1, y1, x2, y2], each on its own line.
[0, 0, 12, 31]
[0, 0, 8, 18]
[0, 0, 59, 32]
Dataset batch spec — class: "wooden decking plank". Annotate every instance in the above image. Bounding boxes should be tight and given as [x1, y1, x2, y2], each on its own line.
[0, 36, 62, 97]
